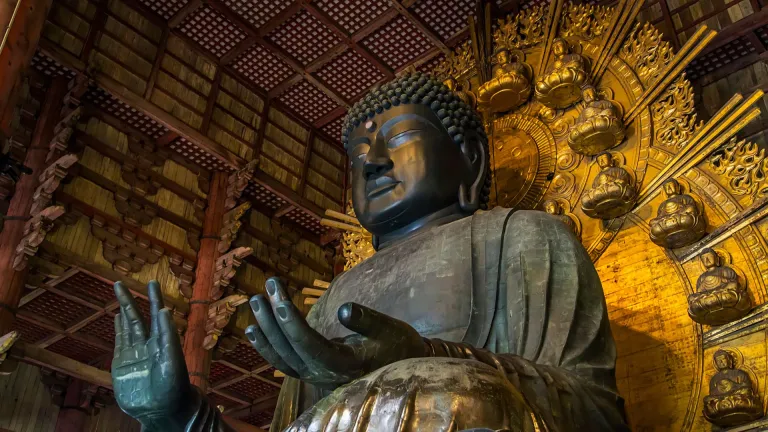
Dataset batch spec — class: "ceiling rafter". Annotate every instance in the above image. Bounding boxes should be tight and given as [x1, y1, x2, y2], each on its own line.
[169, 0, 204, 28]
[390, 0, 450, 54]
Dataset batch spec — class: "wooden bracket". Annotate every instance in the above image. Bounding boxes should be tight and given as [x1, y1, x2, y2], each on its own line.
[169, 253, 196, 299]
[225, 160, 258, 211]
[31, 154, 78, 215]
[114, 190, 158, 227]
[212, 247, 252, 300]
[203, 294, 248, 350]
[218, 202, 251, 253]
[90, 214, 164, 274]
[13, 206, 66, 271]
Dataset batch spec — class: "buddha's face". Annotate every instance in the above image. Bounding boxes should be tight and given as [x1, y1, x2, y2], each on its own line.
[596, 153, 612, 169]
[543, 200, 558, 215]
[496, 50, 510, 65]
[663, 180, 680, 197]
[583, 87, 597, 103]
[346, 104, 480, 236]
[714, 351, 734, 370]
[700, 249, 719, 268]
[553, 39, 568, 56]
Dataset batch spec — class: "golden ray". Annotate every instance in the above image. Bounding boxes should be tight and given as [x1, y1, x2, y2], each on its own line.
[537, 0, 566, 75]
[592, 0, 645, 82]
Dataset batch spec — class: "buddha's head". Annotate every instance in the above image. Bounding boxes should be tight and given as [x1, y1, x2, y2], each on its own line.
[713, 350, 735, 370]
[543, 199, 561, 215]
[583, 86, 597, 103]
[496, 48, 511, 65]
[596, 152, 613, 169]
[662, 178, 681, 197]
[342, 72, 490, 241]
[552, 38, 569, 57]
[700, 248, 720, 269]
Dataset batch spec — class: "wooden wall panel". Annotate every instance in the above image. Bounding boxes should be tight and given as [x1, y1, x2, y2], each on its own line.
[0, 363, 59, 432]
[86, 404, 140, 432]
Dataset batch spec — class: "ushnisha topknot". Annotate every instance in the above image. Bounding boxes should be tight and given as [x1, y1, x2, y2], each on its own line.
[341, 71, 492, 208]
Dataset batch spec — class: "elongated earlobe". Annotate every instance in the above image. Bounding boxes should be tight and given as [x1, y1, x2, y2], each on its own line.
[459, 134, 488, 213]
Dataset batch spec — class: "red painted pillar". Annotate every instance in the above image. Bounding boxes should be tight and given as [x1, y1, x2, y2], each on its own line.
[0, 78, 67, 336]
[54, 379, 88, 432]
[183, 171, 227, 391]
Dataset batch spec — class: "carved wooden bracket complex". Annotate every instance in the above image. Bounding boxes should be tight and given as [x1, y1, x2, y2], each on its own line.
[203, 294, 248, 350]
[13, 206, 66, 271]
[121, 138, 169, 197]
[219, 202, 251, 253]
[212, 247, 252, 300]
[170, 253, 196, 299]
[47, 106, 83, 163]
[31, 154, 78, 216]
[91, 215, 164, 274]
[225, 160, 258, 211]
[114, 190, 158, 227]
[269, 219, 301, 274]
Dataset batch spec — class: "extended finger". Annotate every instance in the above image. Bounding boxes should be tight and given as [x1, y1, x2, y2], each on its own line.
[338, 302, 417, 343]
[251, 294, 306, 374]
[114, 282, 148, 344]
[114, 313, 123, 357]
[157, 308, 184, 363]
[147, 280, 164, 339]
[120, 310, 132, 349]
[245, 324, 298, 378]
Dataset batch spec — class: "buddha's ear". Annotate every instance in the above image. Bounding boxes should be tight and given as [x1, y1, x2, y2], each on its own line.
[459, 129, 488, 213]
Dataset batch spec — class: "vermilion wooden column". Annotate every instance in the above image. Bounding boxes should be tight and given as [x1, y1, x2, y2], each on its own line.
[0, 78, 67, 336]
[183, 171, 227, 391]
[0, 0, 54, 135]
[54, 379, 88, 432]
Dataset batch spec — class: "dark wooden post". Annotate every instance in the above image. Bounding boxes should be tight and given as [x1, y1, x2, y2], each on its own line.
[0, 0, 55, 135]
[0, 78, 67, 335]
[54, 379, 88, 432]
[183, 171, 227, 391]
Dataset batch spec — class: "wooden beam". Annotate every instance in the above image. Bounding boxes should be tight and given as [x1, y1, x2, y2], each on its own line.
[298, 130, 314, 193]
[273, 204, 296, 219]
[657, 0, 681, 50]
[224, 394, 279, 418]
[390, 0, 449, 54]
[80, 0, 109, 62]
[253, 170, 325, 217]
[202, 68, 223, 134]
[144, 28, 170, 99]
[169, 0, 203, 28]
[10, 340, 113, 388]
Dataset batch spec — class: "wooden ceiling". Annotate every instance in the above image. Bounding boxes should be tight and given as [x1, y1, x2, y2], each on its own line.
[16, 0, 768, 428]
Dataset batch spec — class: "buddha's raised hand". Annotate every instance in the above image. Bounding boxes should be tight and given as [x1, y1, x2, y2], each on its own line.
[245, 277, 428, 389]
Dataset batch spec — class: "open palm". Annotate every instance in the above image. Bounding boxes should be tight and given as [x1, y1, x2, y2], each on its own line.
[112, 281, 191, 420]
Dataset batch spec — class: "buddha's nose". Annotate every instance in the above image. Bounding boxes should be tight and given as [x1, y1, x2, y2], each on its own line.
[364, 155, 393, 179]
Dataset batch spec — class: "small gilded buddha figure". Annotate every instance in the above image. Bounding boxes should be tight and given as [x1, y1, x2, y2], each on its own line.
[649, 178, 707, 249]
[688, 248, 752, 326]
[581, 152, 637, 219]
[535, 38, 589, 109]
[445, 77, 477, 111]
[567, 86, 626, 155]
[703, 350, 763, 427]
[543, 199, 580, 239]
[477, 48, 533, 113]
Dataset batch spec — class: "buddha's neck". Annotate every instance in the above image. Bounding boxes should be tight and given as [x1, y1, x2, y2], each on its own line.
[375, 203, 468, 250]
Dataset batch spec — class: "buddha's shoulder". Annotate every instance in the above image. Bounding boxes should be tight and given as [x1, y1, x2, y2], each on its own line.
[473, 207, 566, 232]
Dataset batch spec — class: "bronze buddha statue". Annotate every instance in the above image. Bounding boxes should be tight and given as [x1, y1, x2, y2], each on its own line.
[109, 72, 628, 431]
[688, 248, 752, 326]
[542, 199, 580, 238]
[580, 152, 637, 219]
[534, 38, 589, 109]
[567, 86, 626, 155]
[649, 178, 707, 249]
[477, 48, 533, 113]
[703, 350, 763, 427]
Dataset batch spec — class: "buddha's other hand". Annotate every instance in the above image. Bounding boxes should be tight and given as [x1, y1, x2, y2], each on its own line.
[112, 281, 199, 429]
[245, 277, 428, 389]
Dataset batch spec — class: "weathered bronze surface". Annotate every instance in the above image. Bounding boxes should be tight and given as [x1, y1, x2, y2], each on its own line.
[581, 152, 637, 219]
[567, 86, 626, 155]
[477, 49, 533, 114]
[649, 178, 707, 248]
[534, 38, 589, 109]
[688, 248, 752, 326]
[703, 350, 763, 427]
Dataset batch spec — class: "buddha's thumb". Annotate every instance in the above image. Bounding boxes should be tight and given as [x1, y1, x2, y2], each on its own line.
[338, 302, 414, 341]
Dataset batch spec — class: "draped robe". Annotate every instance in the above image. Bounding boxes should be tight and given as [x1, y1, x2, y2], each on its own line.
[270, 208, 627, 431]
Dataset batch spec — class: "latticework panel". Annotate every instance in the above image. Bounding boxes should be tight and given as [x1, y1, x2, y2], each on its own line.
[758, 24, 768, 47]
[21, 291, 96, 329]
[312, 0, 390, 34]
[30, 50, 77, 79]
[411, 0, 474, 40]
[362, 15, 434, 70]
[268, 9, 342, 66]
[57, 271, 115, 307]
[85, 87, 169, 139]
[320, 114, 345, 142]
[244, 182, 288, 211]
[178, 5, 248, 58]
[222, 0, 294, 29]
[79, 314, 116, 346]
[169, 137, 234, 172]
[417, 51, 446, 73]
[285, 208, 327, 235]
[47, 336, 109, 365]
[210, 361, 243, 386]
[315, 49, 385, 101]
[221, 342, 266, 370]
[278, 80, 339, 123]
[242, 411, 273, 427]
[137, 0, 190, 20]
[223, 376, 279, 400]
[686, 36, 756, 81]
[232, 44, 295, 91]
[12, 318, 54, 345]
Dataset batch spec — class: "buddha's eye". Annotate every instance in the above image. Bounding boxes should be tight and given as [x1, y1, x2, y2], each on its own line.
[349, 144, 369, 166]
[387, 130, 421, 149]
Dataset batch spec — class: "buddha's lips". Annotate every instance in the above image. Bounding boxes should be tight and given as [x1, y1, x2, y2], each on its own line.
[366, 176, 400, 198]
